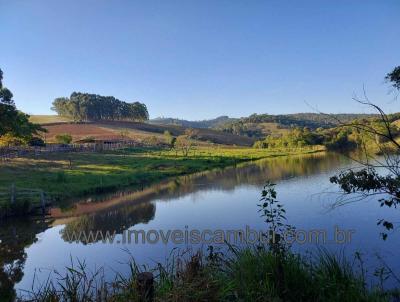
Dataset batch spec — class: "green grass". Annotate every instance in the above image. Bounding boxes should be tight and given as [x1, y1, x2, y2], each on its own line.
[214, 247, 383, 302]
[22, 246, 397, 301]
[0, 146, 324, 211]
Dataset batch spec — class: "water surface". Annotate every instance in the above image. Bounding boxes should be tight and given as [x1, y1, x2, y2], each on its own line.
[1, 152, 399, 298]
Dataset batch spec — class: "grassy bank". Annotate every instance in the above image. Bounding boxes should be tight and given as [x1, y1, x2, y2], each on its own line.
[0, 146, 324, 213]
[22, 246, 397, 301]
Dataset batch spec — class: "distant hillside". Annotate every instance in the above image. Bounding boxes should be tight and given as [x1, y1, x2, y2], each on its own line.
[41, 120, 256, 146]
[31, 113, 398, 144]
[150, 116, 238, 129]
[233, 113, 380, 129]
[216, 113, 381, 138]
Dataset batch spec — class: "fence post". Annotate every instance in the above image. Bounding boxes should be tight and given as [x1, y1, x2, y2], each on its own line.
[10, 183, 15, 205]
[40, 191, 46, 215]
[136, 272, 154, 302]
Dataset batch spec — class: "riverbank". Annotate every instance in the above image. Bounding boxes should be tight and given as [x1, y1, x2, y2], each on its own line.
[21, 245, 397, 301]
[0, 146, 324, 215]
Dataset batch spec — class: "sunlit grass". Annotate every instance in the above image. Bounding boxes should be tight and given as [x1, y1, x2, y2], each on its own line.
[29, 114, 71, 124]
[0, 146, 325, 207]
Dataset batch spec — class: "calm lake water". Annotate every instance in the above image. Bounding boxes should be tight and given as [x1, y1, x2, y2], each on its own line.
[1, 152, 400, 298]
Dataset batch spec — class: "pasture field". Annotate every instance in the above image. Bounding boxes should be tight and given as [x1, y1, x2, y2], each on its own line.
[0, 146, 324, 207]
[29, 115, 71, 124]
[42, 123, 131, 142]
[30, 115, 256, 146]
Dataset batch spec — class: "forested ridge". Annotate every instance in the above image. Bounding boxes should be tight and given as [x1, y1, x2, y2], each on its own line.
[152, 113, 383, 134]
[217, 112, 381, 136]
[251, 112, 400, 151]
[241, 113, 379, 127]
[150, 115, 236, 128]
[52, 92, 149, 122]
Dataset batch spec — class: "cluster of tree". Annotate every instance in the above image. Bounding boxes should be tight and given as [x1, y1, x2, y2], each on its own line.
[217, 120, 264, 137]
[253, 119, 400, 151]
[52, 92, 149, 122]
[55, 134, 73, 144]
[163, 129, 198, 156]
[254, 127, 324, 149]
[0, 68, 44, 146]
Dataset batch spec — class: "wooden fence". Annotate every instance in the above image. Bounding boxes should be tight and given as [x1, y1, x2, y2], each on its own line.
[0, 184, 51, 217]
[0, 141, 139, 161]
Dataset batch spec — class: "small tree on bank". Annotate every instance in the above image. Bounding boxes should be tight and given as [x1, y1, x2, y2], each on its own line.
[175, 135, 192, 156]
[55, 134, 73, 144]
[163, 130, 176, 149]
[174, 128, 199, 157]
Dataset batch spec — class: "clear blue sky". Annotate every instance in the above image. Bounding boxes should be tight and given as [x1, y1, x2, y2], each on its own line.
[1, 0, 399, 119]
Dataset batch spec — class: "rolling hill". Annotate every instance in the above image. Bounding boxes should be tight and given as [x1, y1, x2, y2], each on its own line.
[32, 117, 256, 146]
[31, 112, 400, 145]
[150, 113, 385, 139]
[150, 115, 237, 128]
[214, 113, 382, 138]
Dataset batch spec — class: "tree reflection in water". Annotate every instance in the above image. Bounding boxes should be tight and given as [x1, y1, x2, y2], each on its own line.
[0, 219, 51, 301]
[61, 202, 156, 244]
[0, 152, 351, 299]
[59, 152, 348, 244]
[153, 152, 348, 201]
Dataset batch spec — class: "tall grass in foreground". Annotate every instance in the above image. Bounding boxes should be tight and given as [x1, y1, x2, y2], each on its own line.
[19, 246, 399, 302]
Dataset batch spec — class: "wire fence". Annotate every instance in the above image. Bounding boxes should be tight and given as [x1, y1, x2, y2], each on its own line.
[0, 184, 51, 217]
[0, 141, 140, 161]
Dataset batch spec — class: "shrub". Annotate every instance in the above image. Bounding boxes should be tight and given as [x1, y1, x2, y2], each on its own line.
[0, 133, 25, 147]
[55, 171, 67, 183]
[55, 133, 72, 144]
[28, 137, 46, 147]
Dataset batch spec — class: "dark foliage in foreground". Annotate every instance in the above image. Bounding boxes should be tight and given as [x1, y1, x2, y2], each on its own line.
[330, 66, 400, 240]
[0, 68, 45, 142]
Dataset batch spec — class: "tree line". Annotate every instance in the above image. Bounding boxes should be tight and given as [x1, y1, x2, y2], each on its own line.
[52, 92, 149, 122]
[151, 115, 235, 129]
[253, 118, 400, 151]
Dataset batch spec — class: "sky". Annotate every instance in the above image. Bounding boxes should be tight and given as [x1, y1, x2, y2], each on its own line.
[0, 0, 399, 120]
